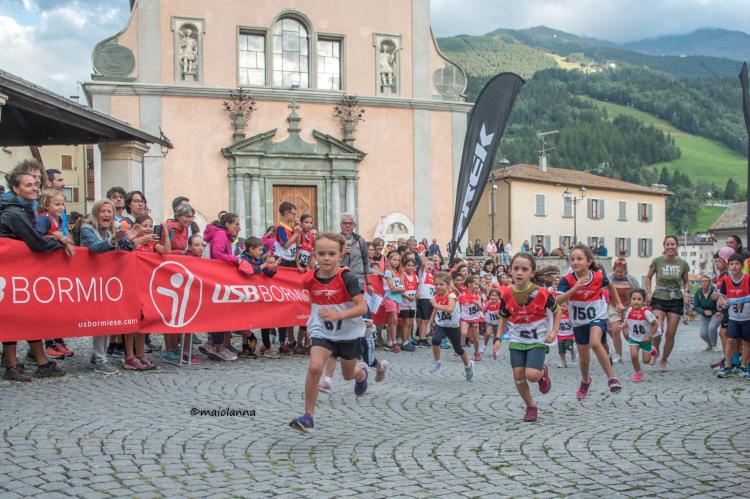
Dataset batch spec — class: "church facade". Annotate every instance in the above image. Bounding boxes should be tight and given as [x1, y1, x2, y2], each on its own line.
[83, 0, 470, 241]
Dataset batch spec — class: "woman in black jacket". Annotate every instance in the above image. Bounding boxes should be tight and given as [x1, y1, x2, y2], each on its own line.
[0, 171, 74, 381]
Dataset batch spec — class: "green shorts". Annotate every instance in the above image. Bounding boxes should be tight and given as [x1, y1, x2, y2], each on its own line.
[628, 337, 653, 353]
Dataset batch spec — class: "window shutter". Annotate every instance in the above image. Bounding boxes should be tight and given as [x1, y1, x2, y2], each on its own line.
[648, 239, 653, 257]
[587, 199, 593, 218]
[544, 235, 551, 251]
[559, 235, 565, 248]
[73, 187, 79, 202]
[599, 199, 605, 219]
[61, 155, 72, 170]
[627, 238, 632, 257]
[648, 204, 653, 222]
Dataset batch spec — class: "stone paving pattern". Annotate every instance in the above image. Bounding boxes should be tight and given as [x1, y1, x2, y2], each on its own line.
[1, 323, 748, 498]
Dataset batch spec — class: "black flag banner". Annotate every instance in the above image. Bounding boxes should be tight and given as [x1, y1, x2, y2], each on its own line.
[449, 72, 525, 264]
[739, 63, 750, 245]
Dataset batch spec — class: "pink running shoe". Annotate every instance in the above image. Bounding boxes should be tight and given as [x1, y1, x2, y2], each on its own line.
[474, 352, 482, 362]
[375, 360, 389, 382]
[523, 406, 538, 422]
[608, 377, 623, 392]
[576, 376, 592, 399]
[538, 364, 551, 394]
[630, 372, 644, 383]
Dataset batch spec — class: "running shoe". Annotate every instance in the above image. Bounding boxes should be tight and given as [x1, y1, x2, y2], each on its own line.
[401, 342, 416, 352]
[216, 346, 238, 361]
[465, 360, 475, 382]
[744, 370, 750, 381]
[289, 413, 314, 433]
[55, 343, 74, 357]
[93, 361, 119, 375]
[318, 378, 332, 393]
[279, 344, 291, 355]
[4, 365, 33, 382]
[199, 344, 223, 361]
[523, 406, 538, 422]
[739, 366, 749, 378]
[226, 344, 241, 355]
[263, 349, 280, 359]
[710, 359, 725, 371]
[716, 366, 735, 378]
[557, 361, 567, 368]
[182, 354, 203, 366]
[474, 352, 482, 362]
[34, 361, 65, 378]
[44, 346, 65, 359]
[611, 354, 621, 364]
[111, 345, 125, 359]
[354, 364, 369, 396]
[122, 356, 144, 370]
[608, 377, 623, 392]
[538, 364, 551, 394]
[576, 376, 592, 399]
[631, 372, 644, 383]
[162, 349, 181, 363]
[138, 356, 157, 370]
[375, 360, 389, 382]
[431, 361, 441, 373]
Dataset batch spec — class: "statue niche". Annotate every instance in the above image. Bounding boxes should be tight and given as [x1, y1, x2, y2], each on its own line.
[376, 38, 401, 95]
[179, 24, 199, 81]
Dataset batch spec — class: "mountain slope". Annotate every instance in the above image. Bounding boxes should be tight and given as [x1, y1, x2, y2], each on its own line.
[625, 29, 750, 62]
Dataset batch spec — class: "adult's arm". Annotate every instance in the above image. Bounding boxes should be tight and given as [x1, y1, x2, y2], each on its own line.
[80, 226, 114, 253]
[210, 231, 239, 264]
[6, 214, 63, 252]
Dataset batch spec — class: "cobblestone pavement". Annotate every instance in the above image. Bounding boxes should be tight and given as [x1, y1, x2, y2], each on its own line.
[1, 323, 748, 498]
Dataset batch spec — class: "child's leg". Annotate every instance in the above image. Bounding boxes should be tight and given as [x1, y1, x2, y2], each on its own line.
[651, 310, 666, 354]
[324, 356, 336, 378]
[400, 317, 410, 344]
[2, 342, 17, 367]
[304, 346, 331, 416]
[513, 366, 535, 407]
[135, 334, 145, 359]
[470, 325, 480, 353]
[630, 344, 641, 373]
[610, 321, 623, 357]
[123, 333, 135, 359]
[431, 329, 443, 362]
[725, 322, 738, 366]
[181, 334, 193, 356]
[590, 325, 616, 378]
[339, 358, 367, 382]
[741, 336, 750, 367]
[660, 313, 681, 366]
[445, 327, 470, 366]
[460, 321, 468, 343]
[387, 312, 398, 345]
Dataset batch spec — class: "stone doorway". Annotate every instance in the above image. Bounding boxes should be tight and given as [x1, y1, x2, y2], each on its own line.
[272, 185, 317, 227]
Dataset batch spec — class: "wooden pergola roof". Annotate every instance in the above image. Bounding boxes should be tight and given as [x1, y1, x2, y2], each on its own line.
[0, 69, 171, 149]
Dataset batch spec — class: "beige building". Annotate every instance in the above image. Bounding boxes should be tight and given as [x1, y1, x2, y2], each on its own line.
[468, 164, 671, 283]
[677, 240, 715, 279]
[82, 0, 471, 242]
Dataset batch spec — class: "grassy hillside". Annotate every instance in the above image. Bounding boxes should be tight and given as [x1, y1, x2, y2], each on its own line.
[667, 206, 727, 235]
[580, 97, 747, 187]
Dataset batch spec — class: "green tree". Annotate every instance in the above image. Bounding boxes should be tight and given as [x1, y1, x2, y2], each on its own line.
[667, 186, 700, 232]
[724, 177, 740, 200]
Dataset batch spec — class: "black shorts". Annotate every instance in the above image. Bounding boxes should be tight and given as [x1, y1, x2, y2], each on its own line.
[432, 326, 464, 356]
[558, 338, 575, 354]
[727, 320, 750, 342]
[651, 297, 684, 316]
[399, 309, 416, 319]
[573, 320, 608, 345]
[509, 347, 546, 370]
[416, 298, 433, 320]
[311, 337, 361, 360]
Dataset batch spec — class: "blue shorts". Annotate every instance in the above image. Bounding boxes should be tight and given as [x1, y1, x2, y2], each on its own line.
[573, 319, 608, 345]
[728, 320, 750, 342]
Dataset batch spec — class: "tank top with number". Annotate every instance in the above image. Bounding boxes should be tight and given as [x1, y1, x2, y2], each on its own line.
[558, 312, 574, 340]
[383, 270, 403, 303]
[418, 270, 435, 299]
[401, 272, 418, 310]
[304, 268, 365, 341]
[274, 224, 297, 262]
[484, 300, 501, 325]
[434, 292, 460, 328]
[459, 291, 484, 322]
[298, 231, 314, 268]
[562, 271, 608, 327]
[723, 274, 750, 322]
[625, 306, 660, 342]
[500, 286, 551, 345]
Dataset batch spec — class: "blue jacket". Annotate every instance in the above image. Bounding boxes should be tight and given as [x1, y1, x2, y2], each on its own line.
[80, 224, 135, 253]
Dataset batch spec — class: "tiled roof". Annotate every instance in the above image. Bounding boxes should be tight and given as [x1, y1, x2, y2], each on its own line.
[490, 164, 672, 196]
[710, 202, 747, 230]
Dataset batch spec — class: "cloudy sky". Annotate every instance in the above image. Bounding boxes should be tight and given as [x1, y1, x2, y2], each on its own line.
[1, 0, 749, 96]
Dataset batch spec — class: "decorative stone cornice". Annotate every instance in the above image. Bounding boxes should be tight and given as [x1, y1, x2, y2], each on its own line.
[82, 81, 474, 113]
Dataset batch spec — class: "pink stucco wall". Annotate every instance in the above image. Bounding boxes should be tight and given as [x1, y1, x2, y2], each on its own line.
[110, 96, 140, 129]
[430, 111, 454, 244]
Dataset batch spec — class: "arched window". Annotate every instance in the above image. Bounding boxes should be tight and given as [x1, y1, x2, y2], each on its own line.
[272, 17, 309, 88]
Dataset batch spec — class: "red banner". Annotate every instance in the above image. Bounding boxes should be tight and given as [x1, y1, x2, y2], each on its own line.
[0, 239, 310, 341]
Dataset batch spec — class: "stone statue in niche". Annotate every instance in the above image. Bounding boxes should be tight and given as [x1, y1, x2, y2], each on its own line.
[179, 24, 198, 80]
[379, 41, 401, 91]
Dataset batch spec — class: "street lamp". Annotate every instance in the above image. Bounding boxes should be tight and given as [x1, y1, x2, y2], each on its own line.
[563, 186, 587, 245]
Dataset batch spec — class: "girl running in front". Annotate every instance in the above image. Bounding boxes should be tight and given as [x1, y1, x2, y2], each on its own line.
[482, 289, 502, 355]
[383, 251, 404, 352]
[399, 257, 418, 351]
[557, 244, 625, 398]
[492, 253, 559, 422]
[624, 289, 660, 382]
[290, 233, 369, 433]
[557, 303, 576, 368]
[429, 272, 475, 381]
[459, 276, 484, 361]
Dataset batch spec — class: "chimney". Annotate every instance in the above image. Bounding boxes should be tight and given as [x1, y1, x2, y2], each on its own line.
[539, 153, 548, 173]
